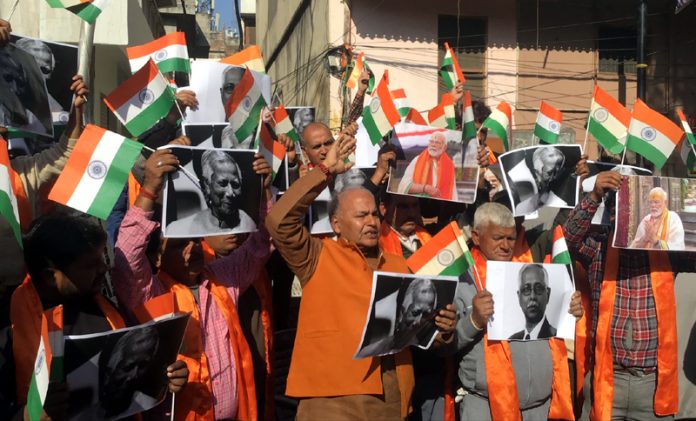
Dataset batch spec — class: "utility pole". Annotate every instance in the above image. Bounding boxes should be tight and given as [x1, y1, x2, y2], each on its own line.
[637, 0, 647, 100]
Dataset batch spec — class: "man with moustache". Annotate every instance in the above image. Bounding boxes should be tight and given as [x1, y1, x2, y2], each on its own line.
[266, 133, 457, 420]
[630, 186, 685, 250]
[509, 264, 557, 340]
[398, 131, 458, 201]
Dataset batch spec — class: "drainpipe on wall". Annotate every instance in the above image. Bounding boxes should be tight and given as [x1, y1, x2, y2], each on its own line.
[265, 0, 311, 72]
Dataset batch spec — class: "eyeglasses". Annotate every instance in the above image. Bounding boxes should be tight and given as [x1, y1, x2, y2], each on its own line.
[222, 83, 237, 94]
[519, 284, 547, 296]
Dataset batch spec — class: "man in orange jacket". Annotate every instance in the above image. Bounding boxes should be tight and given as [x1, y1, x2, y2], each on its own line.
[266, 132, 457, 420]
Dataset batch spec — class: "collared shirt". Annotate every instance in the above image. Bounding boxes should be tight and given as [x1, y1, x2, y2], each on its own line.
[523, 315, 548, 340]
[390, 226, 422, 254]
[563, 194, 696, 368]
[113, 205, 271, 419]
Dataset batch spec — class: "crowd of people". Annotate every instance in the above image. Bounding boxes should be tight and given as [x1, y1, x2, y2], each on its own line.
[1, 15, 695, 421]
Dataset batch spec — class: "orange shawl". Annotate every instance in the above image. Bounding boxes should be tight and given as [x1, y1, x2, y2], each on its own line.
[413, 149, 455, 200]
[11, 276, 125, 404]
[472, 247, 574, 421]
[590, 246, 678, 420]
[155, 270, 258, 421]
[379, 222, 432, 256]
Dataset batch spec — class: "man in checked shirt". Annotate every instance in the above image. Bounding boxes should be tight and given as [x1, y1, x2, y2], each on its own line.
[564, 170, 696, 421]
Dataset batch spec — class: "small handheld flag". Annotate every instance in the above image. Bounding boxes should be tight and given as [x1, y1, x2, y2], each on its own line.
[220, 45, 266, 73]
[270, 104, 300, 143]
[104, 59, 176, 137]
[345, 52, 375, 94]
[534, 101, 563, 144]
[440, 42, 466, 90]
[588, 86, 631, 154]
[0, 140, 22, 248]
[462, 91, 477, 141]
[391, 89, 410, 118]
[224, 68, 267, 143]
[428, 93, 456, 130]
[48, 125, 144, 219]
[551, 226, 572, 264]
[127, 32, 190, 75]
[482, 101, 513, 151]
[626, 99, 684, 170]
[257, 122, 286, 182]
[361, 72, 400, 145]
[407, 221, 474, 277]
[677, 110, 696, 146]
[45, 0, 110, 24]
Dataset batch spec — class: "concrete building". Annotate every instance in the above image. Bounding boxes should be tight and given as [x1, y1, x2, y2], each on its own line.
[257, 0, 696, 176]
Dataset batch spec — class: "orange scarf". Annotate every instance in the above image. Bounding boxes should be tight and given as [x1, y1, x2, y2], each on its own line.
[379, 222, 432, 256]
[412, 149, 455, 200]
[11, 276, 125, 404]
[201, 240, 275, 420]
[157, 270, 258, 421]
[590, 246, 678, 420]
[472, 247, 574, 421]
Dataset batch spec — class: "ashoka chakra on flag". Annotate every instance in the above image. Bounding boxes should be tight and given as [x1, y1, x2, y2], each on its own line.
[641, 126, 657, 141]
[138, 89, 155, 105]
[87, 161, 107, 179]
[370, 97, 381, 114]
[593, 107, 609, 122]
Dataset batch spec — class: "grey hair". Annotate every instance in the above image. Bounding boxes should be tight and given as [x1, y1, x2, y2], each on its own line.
[334, 168, 366, 193]
[401, 278, 437, 312]
[532, 146, 565, 174]
[200, 150, 240, 187]
[648, 186, 668, 201]
[15, 38, 55, 70]
[473, 202, 515, 231]
[518, 263, 549, 288]
[328, 185, 373, 219]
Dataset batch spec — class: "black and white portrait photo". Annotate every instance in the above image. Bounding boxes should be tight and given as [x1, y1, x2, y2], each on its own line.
[162, 146, 262, 238]
[486, 262, 575, 341]
[183, 123, 290, 191]
[285, 106, 315, 141]
[387, 122, 479, 204]
[581, 161, 652, 225]
[11, 34, 77, 127]
[64, 313, 189, 421]
[0, 42, 52, 137]
[354, 272, 458, 359]
[184, 60, 271, 146]
[499, 144, 582, 216]
[309, 167, 376, 235]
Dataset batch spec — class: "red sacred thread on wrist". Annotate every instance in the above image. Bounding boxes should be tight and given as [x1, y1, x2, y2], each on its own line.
[317, 164, 334, 183]
[140, 188, 158, 201]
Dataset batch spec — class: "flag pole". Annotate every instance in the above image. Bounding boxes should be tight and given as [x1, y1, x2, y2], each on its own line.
[619, 145, 628, 167]
[77, 20, 95, 124]
[141, 145, 201, 191]
[170, 393, 175, 421]
[581, 111, 591, 153]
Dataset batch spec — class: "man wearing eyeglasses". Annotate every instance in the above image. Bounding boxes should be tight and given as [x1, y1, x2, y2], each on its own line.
[509, 263, 556, 340]
[219, 66, 255, 148]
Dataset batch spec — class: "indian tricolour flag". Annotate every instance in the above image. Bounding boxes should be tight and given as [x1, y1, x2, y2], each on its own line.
[407, 221, 474, 276]
[534, 101, 563, 144]
[626, 99, 685, 170]
[588, 85, 631, 154]
[405, 108, 428, 126]
[391, 89, 410, 118]
[45, 0, 110, 24]
[127, 32, 190, 74]
[0, 140, 21, 247]
[677, 110, 696, 146]
[551, 225, 572, 264]
[428, 93, 456, 129]
[680, 138, 696, 172]
[462, 91, 476, 140]
[482, 100, 513, 151]
[361, 72, 401, 145]
[45, 306, 64, 383]
[440, 42, 465, 90]
[48, 125, 143, 219]
[220, 45, 265, 73]
[225, 68, 267, 143]
[25, 311, 52, 421]
[104, 59, 176, 137]
[257, 121, 286, 182]
[345, 52, 375, 94]
[271, 104, 299, 142]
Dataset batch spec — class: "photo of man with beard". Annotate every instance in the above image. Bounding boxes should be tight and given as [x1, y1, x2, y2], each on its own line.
[164, 148, 260, 237]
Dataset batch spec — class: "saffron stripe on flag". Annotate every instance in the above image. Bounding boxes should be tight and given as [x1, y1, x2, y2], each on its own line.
[104, 61, 160, 110]
[127, 32, 187, 60]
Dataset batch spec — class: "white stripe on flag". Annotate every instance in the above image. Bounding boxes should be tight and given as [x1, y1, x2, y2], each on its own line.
[66, 131, 125, 212]
[371, 98, 394, 134]
[489, 108, 510, 129]
[629, 119, 678, 159]
[413, 239, 461, 274]
[129, 44, 188, 73]
[114, 75, 169, 124]
[590, 99, 628, 139]
[536, 113, 560, 134]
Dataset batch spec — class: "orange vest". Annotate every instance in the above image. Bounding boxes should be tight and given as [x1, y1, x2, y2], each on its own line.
[413, 149, 456, 200]
[572, 262, 592, 415]
[127, 172, 141, 207]
[201, 240, 275, 421]
[151, 270, 258, 421]
[11, 276, 125, 404]
[379, 222, 432, 256]
[286, 238, 415, 418]
[590, 246, 678, 420]
[471, 247, 574, 421]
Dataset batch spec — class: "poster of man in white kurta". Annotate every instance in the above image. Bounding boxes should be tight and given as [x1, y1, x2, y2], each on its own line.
[485, 262, 576, 341]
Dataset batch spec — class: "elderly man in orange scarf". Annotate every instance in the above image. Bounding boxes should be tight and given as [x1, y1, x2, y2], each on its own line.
[630, 186, 685, 250]
[398, 131, 458, 200]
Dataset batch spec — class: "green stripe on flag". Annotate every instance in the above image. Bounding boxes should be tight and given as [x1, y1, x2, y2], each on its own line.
[45, 0, 64, 7]
[124, 91, 175, 137]
[589, 118, 624, 154]
[0, 191, 21, 248]
[398, 106, 410, 118]
[440, 69, 455, 90]
[439, 253, 473, 277]
[686, 131, 696, 146]
[86, 140, 144, 219]
[70, 3, 102, 24]
[552, 250, 572, 265]
[234, 98, 265, 142]
[27, 375, 43, 421]
[446, 116, 457, 130]
[157, 57, 191, 75]
[361, 109, 383, 145]
[534, 125, 559, 144]
[50, 356, 63, 383]
[483, 119, 509, 151]
[626, 134, 670, 169]
[463, 121, 477, 140]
